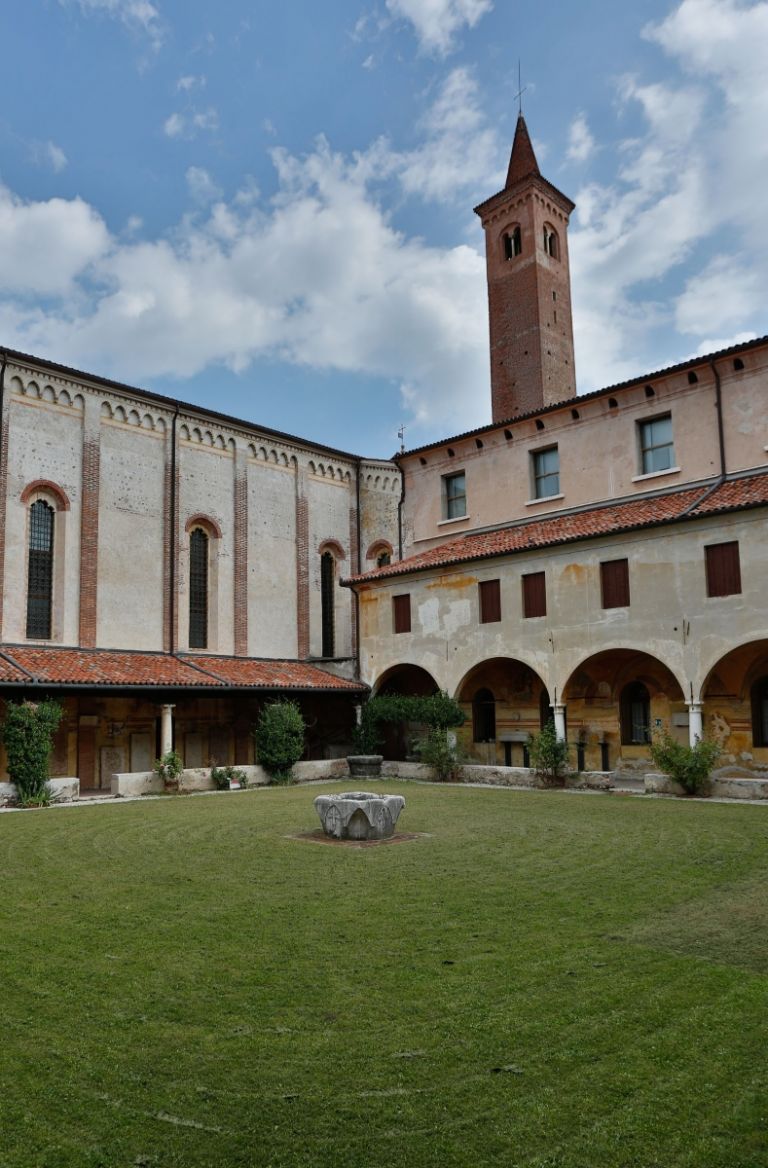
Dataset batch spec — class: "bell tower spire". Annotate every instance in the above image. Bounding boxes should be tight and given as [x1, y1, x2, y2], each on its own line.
[474, 114, 577, 421]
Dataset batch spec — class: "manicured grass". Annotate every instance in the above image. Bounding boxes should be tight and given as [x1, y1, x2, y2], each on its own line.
[1, 783, 767, 1167]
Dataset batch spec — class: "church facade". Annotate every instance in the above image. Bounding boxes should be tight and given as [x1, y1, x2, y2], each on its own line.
[1, 113, 767, 786]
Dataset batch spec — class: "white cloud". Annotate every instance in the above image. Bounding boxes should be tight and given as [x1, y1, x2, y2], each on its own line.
[566, 113, 595, 164]
[0, 185, 108, 295]
[385, 0, 492, 54]
[176, 74, 205, 92]
[62, 0, 164, 47]
[29, 140, 69, 173]
[163, 108, 218, 139]
[186, 167, 222, 205]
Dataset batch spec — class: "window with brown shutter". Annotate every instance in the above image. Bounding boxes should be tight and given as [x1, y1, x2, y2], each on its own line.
[705, 541, 741, 598]
[522, 571, 546, 618]
[479, 579, 501, 624]
[393, 594, 411, 633]
[600, 559, 630, 609]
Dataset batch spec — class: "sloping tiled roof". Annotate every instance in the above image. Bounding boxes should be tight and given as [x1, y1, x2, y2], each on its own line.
[344, 472, 768, 585]
[0, 647, 365, 691]
[182, 655, 364, 691]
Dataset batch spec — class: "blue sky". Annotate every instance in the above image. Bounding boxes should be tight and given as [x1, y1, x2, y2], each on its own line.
[0, 0, 766, 455]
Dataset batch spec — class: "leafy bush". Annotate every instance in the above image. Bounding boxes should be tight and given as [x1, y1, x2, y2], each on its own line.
[649, 730, 721, 796]
[352, 691, 465, 756]
[153, 750, 184, 790]
[1, 699, 62, 807]
[254, 701, 306, 782]
[416, 728, 463, 782]
[211, 765, 247, 790]
[528, 719, 572, 786]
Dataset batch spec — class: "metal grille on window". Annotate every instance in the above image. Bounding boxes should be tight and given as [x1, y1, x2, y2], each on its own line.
[26, 500, 54, 639]
[321, 552, 335, 657]
[189, 528, 209, 649]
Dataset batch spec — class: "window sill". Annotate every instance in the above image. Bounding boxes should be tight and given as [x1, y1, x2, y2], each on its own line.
[631, 466, 681, 483]
[524, 493, 564, 507]
[437, 514, 470, 526]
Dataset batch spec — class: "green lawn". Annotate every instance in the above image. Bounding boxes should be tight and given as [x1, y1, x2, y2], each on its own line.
[1, 783, 767, 1168]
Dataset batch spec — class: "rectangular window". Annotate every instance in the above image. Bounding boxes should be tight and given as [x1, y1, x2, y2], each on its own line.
[639, 414, 674, 474]
[705, 541, 741, 598]
[600, 559, 630, 609]
[443, 471, 467, 520]
[479, 579, 501, 624]
[532, 447, 560, 499]
[522, 571, 546, 618]
[393, 594, 412, 633]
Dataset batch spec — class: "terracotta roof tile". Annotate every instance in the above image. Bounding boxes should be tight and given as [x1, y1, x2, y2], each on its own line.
[0, 648, 366, 692]
[183, 655, 364, 691]
[344, 473, 768, 585]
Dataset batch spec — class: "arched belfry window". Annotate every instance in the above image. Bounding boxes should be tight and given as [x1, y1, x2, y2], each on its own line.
[321, 551, 335, 657]
[620, 682, 650, 745]
[543, 225, 559, 259]
[189, 528, 209, 649]
[26, 500, 54, 639]
[503, 226, 522, 260]
[473, 688, 496, 742]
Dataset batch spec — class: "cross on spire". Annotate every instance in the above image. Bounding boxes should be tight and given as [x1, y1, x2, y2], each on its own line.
[514, 60, 526, 116]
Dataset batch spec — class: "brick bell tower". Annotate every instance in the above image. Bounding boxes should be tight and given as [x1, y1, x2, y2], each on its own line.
[474, 114, 577, 421]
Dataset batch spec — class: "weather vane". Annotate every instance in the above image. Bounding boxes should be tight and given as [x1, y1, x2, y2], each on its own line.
[514, 60, 526, 116]
[397, 424, 406, 454]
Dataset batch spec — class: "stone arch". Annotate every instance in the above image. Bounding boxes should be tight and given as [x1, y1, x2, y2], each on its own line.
[371, 663, 440, 761]
[455, 656, 550, 766]
[59, 389, 71, 407]
[701, 639, 768, 760]
[184, 514, 223, 539]
[101, 401, 113, 418]
[562, 648, 686, 772]
[366, 539, 393, 568]
[21, 480, 71, 511]
[318, 539, 345, 561]
[128, 409, 140, 426]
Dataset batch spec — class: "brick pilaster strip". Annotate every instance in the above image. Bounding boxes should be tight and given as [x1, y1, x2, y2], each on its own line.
[162, 422, 173, 652]
[79, 396, 101, 647]
[296, 467, 309, 659]
[233, 444, 248, 657]
[349, 485, 360, 660]
[0, 382, 11, 639]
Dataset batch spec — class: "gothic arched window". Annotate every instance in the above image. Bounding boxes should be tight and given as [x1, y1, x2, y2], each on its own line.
[503, 226, 522, 260]
[189, 528, 209, 649]
[321, 551, 335, 657]
[543, 225, 559, 259]
[473, 688, 496, 742]
[620, 682, 650, 745]
[26, 500, 54, 639]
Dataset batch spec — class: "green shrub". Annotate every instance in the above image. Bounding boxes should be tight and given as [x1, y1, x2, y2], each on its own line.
[351, 710, 383, 755]
[254, 701, 306, 782]
[1, 699, 62, 807]
[649, 730, 721, 796]
[211, 765, 247, 790]
[352, 691, 465, 755]
[528, 719, 572, 786]
[416, 728, 463, 782]
[153, 750, 184, 790]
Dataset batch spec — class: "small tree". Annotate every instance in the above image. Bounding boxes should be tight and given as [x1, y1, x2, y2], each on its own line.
[649, 730, 721, 796]
[2, 699, 63, 806]
[254, 700, 306, 783]
[153, 749, 184, 791]
[416, 727, 463, 782]
[528, 719, 572, 786]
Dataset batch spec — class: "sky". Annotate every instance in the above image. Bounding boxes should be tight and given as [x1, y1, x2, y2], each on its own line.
[0, 0, 766, 457]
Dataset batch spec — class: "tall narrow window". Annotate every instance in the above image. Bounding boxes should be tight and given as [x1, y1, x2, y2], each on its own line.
[532, 447, 560, 499]
[638, 415, 674, 474]
[473, 688, 496, 742]
[26, 500, 54, 639]
[321, 551, 335, 657]
[751, 678, 768, 748]
[600, 559, 630, 608]
[479, 579, 501, 624]
[443, 471, 467, 519]
[189, 528, 209, 649]
[522, 571, 547, 618]
[705, 541, 741, 598]
[620, 682, 650, 745]
[393, 594, 411, 634]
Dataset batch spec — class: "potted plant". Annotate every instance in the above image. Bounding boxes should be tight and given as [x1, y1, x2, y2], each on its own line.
[154, 749, 184, 793]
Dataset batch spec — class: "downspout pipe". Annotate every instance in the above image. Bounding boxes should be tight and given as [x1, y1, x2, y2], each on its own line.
[169, 404, 180, 654]
[709, 358, 727, 479]
[354, 456, 362, 681]
[395, 455, 405, 561]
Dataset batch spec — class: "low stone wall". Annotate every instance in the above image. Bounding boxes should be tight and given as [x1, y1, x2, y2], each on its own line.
[382, 761, 613, 790]
[645, 772, 768, 799]
[111, 758, 348, 797]
[0, 776, 79, 807]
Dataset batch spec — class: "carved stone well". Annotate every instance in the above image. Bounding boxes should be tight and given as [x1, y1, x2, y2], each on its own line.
[314, 790, 405, 841]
